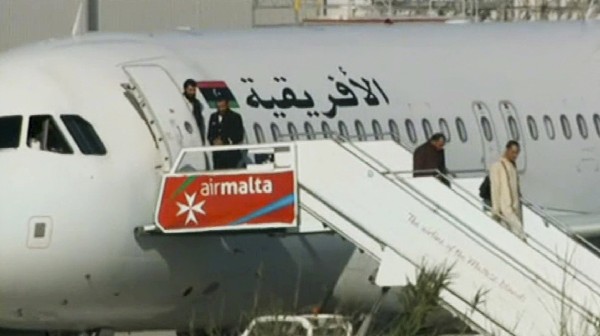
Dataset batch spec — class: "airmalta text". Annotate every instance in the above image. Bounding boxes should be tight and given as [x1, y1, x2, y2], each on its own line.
[199, 177, 273, 196]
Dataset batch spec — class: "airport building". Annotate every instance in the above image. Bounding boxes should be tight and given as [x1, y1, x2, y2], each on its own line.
[0, 0, 596, 53]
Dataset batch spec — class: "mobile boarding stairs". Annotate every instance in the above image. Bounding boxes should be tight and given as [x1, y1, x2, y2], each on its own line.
[150, 139, 600, 336]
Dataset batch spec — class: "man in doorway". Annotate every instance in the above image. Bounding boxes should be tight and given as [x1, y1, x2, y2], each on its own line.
[490, 140, 524, 240]
[413, 133, 450, 187]
[183, 79, 206, 144]
[207, 98, 245, 169]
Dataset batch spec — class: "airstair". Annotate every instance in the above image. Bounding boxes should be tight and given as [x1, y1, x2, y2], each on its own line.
[153, 139, 600, 336]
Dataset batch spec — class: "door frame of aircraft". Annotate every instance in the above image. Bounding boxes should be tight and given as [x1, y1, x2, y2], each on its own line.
[472, 101, 501, 169]
[122, 64, 207, 172]
[497, 100, 527, 172]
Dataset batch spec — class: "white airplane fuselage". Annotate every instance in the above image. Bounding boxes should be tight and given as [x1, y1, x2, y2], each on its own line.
[0, 21, 599, 332]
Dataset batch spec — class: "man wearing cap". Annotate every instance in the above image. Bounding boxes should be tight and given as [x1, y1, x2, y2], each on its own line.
[207, 98, 245, 169]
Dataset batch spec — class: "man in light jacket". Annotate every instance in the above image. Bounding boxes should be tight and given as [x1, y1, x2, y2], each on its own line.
[490, 140, 524, 240]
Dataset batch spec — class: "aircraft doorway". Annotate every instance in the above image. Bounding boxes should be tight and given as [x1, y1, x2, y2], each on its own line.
[123, 64, 206, 171]
[497, 101, 527, 172]
[472, 102, 500, 169]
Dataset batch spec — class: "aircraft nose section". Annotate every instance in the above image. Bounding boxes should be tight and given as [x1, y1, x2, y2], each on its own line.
[0, 153, 70, 327]
[0, 150, 60, 275]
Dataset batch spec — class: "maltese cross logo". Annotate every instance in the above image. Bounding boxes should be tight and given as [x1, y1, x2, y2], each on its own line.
[176, 192, 206, 225]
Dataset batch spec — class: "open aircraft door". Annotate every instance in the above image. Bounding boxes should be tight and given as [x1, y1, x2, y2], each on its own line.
[472, 101, 501, 168]
[123, 64, 206, 171]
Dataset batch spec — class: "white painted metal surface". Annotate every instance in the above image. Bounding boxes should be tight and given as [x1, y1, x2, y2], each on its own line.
[295, 139, 600, 336]
[123, 65, 203, 169]
[453, 177, 600, 306]
[3, 22, 600, 334]
[357, 141, 600, 309]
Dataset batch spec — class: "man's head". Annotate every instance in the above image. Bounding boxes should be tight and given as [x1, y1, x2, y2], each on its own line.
[429, 133, 446, 151]
[217, 98, 229, 114]
[504, 140, 520, 163]
[183, 79, 197, 99]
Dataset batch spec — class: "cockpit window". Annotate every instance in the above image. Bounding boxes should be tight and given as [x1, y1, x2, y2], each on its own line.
[0, 116, 22, 149]
[61, 115, 107, 155]
[27, 115, 73, 154]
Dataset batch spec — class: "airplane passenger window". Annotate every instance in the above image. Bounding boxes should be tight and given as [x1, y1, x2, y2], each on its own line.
[355, 120, 367, 141]
[439, 118, 451, 142]
[321, 121, 332, 138]
[480, 117, 493, 142]
[304, 122, 316, 140]
[456, 117, 468, 143]
[388, 119, 400, 143]
[422, 119, 433, 140]
[61, 115, 106, 155]
[27, 115, 73, 154]
[405, 119, 417, 144]
[595, 114, 600, 138]
[372, 120, 383, 140]
[543, 115, 555, 140]
[287, 122, 299, 140]
[527, 116, 538, 140]
[338, 121, 349, 138]
[507, 116, 520, 141]
[253, 123, 265, 143]
[270, 123, 281, 142]
[560, 115, 572, 139]
[0, 116, 22, 149]
[576, 114, 588, 139]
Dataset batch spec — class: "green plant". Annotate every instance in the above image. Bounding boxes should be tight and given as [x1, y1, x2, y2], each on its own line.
[380, 264, 454, 336]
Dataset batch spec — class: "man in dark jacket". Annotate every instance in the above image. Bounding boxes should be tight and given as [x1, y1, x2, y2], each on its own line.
[413, 133, 450, 186]
[207, 98, 245, 169]
[183, 79, 206, 144]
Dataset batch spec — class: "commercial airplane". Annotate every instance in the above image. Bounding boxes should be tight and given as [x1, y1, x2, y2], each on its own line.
[1, 20, 600, 335]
